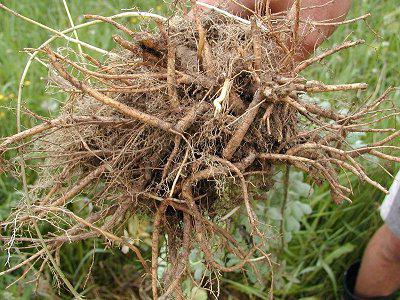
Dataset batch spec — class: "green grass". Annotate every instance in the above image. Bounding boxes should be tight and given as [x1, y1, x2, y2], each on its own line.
[0, 0, 399, 299]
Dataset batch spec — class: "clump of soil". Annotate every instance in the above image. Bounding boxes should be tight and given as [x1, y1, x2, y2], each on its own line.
[1, 3, 398, 298]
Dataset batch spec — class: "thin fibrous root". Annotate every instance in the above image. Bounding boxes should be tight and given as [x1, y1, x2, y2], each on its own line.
[45, 47, 177, 133]
[294, 40, 365, 73]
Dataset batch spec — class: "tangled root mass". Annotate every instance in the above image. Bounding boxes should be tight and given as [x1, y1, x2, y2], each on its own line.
[1, 3, 398, 298]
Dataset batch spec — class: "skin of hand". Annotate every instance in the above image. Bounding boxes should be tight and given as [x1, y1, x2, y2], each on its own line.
[198, 0, 352, 59]
[355, 225, 400, 297]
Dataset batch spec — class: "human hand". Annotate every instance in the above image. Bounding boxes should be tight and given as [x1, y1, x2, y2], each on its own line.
[196, 0, 352, 60]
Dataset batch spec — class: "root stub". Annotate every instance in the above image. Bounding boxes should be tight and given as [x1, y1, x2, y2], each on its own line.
[1, 2, 398, 298]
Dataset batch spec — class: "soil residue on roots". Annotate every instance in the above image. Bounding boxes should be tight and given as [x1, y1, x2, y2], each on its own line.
[0, 3, 398, 298]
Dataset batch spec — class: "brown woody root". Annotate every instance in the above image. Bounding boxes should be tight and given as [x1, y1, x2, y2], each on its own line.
[1, 3, 398, 298]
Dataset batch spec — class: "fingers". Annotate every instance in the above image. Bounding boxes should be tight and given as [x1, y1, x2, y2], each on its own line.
[193, 0, 352, 59]
[286, 0, 353, 59]
[196, 0, 256, 17]
[270, 0, 293, 12]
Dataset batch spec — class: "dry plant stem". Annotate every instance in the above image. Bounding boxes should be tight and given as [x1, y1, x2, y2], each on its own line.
[43, 205, 119, 243]
[181, 170, 263, 271]
[211, 156, 259, 234]
[171, 201, 264, 282]
[5, 259, 36, 289]
[0, 248, 46, 276]
[169, 147, 190, 197]
[159, 213, 191, 300]
[230, 0, 256, 15]
[251, 18, 262, 72]
[84, 14, 136, 37]
[50, 51, 168, 80]
[61, 0, 83, 59]
[170, 202, 249, 261]
[183, 183, 256, 272]
[0, 122, 52, 151]
[223, 90, 263, 160]
[151, 200, 170, 300]
[262, 103, 274, 134]
[299, 82, 368, 93]
[1, 10, 168, 290]
[286, 143, 389, 193]
[21, 172, 82, 298]
[162, 102, 210, 180]
[45, 48, 176, 133]
[348, 131, 400, 156]
[294, 40, 365, 73]
[42, 165, 73, 205]
[165, 229, 178, 285]
[86, 58, 136, 86]
[368, 150, 400, 163]
[193, 3, 213, 74]
[82, 53, 101, 66]
[280, 165, 290, 250]
[292, 0, 301, 45]
[0, 3, 116, 57]
[51, 164, 107, 207]
[20, 210, 116, 245]
[196, 1, 251, 25]
[309, 13, 371, 26]
[14, 9, 170, 159]
[350, 87, 394, 120]
[39, 206, 149, 272]
[194, 219, 257, 272]
[167, 39, 180, 109]
[194, 6, 205, 64]
[297, 100, 346, 121]
[0, 116, 130, 151]
[112, 34, 141, 54]
[258, 153, 350, 202]
[83, 84, 169, 93]
[162, 136, 182, 181]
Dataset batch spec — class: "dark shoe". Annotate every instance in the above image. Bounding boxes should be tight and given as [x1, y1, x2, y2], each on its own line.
[343, 262, 397, 300]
